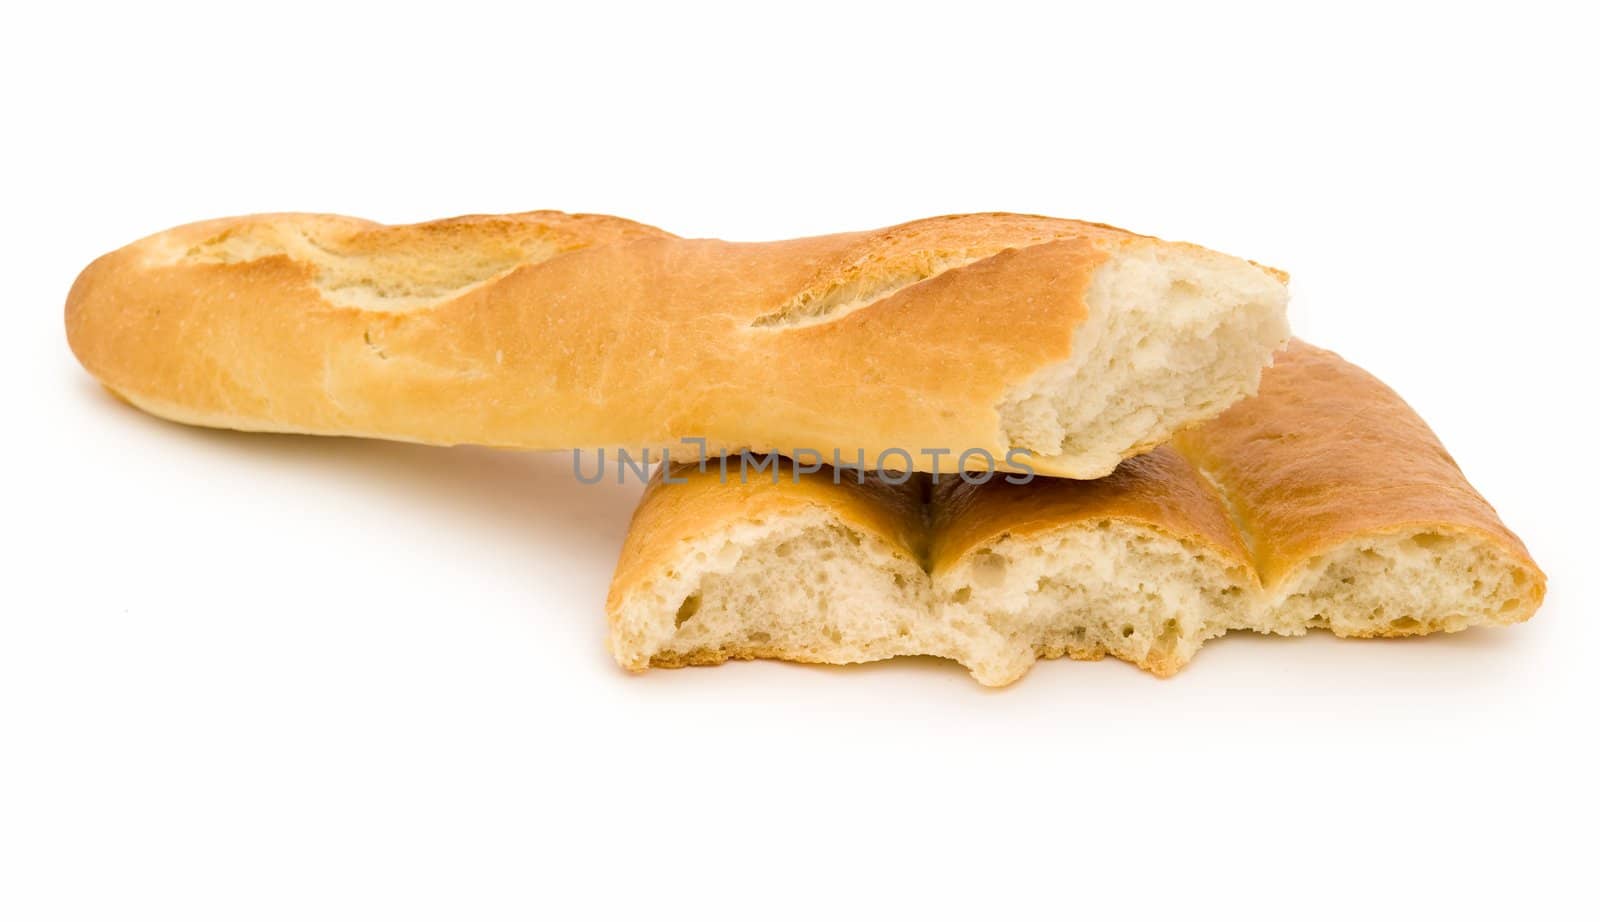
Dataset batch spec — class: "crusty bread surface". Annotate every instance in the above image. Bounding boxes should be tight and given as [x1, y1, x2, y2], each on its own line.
[606, 341, 1546, 685]
[66, 211, 1289, 479]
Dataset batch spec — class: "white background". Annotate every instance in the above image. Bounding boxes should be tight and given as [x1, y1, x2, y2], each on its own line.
[4, 2, 1595, 919]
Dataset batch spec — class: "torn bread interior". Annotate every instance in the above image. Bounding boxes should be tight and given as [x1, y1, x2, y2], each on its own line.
[605, 341, 1544, 685]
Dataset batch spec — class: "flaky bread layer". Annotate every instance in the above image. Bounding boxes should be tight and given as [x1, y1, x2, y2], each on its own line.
[66, 211, 1287, 479]
[606, 342, 1545, 685]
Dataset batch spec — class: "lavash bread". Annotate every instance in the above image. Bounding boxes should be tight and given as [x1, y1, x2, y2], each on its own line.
[65, 211, 1289, 479]
[606, 341, 1546, 685]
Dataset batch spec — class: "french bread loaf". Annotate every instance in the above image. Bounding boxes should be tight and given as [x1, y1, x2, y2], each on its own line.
[606, 341, 1546, 684]
[65, 211, 1289, 479]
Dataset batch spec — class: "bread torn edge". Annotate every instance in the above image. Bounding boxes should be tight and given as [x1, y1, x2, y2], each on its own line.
[997, 240, 1291, 479]
[608, 513, 1545, 688]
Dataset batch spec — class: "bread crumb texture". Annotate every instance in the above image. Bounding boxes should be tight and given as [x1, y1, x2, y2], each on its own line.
[607, 342, 1545, 686]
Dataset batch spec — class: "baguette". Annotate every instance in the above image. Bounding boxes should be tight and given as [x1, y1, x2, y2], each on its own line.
[65, 211, 1289, 479]
[606, 341, 1546, 684]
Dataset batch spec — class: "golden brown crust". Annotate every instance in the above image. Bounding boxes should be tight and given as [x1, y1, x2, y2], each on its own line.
[1170, 340, 1543, 591]
[610, 341, 1546, 679]
[65, 210, 1282, 478]
[927, 446, 1252, 577]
